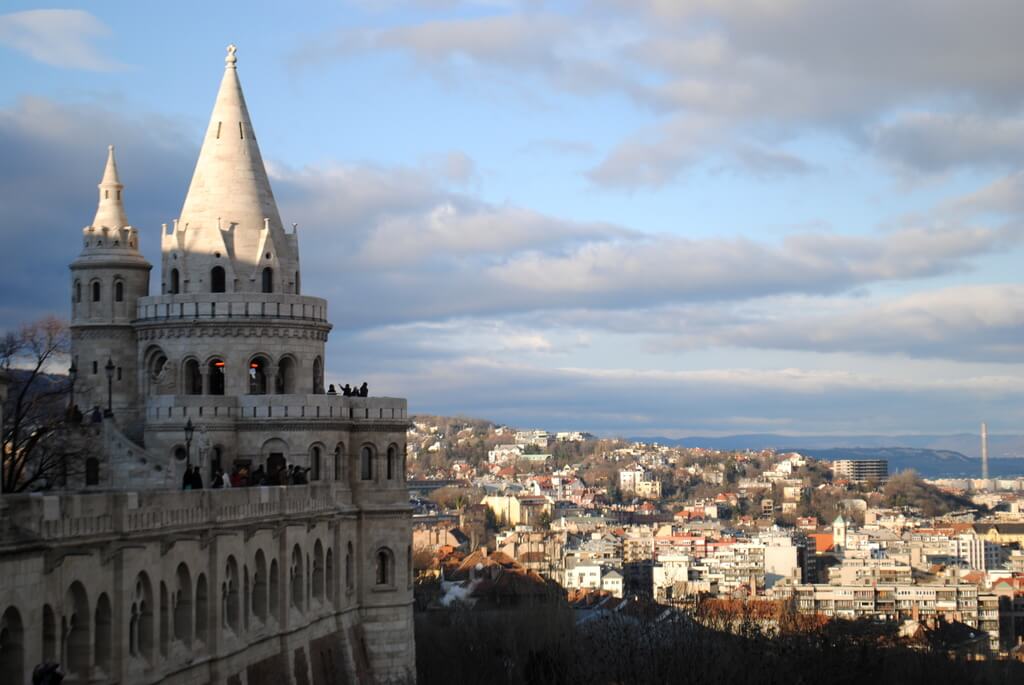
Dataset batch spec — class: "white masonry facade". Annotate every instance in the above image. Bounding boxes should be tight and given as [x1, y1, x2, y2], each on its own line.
[0, 46, 416, 685]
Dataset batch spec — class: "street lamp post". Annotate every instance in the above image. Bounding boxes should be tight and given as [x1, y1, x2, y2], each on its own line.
[184, 417, 195, 471]
[104, 357, 115, 417]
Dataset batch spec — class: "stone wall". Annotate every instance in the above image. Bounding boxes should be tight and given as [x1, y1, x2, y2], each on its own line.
[0, 484, 415, 684]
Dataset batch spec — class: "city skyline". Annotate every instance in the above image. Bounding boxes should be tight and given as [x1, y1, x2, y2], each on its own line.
[2, 2, 1023, 436]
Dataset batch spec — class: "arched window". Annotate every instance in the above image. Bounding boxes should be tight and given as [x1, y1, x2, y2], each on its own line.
[360, 445, 374, 481]
[262, 267, 273, 293]
[74, 281, 82, 304]
[310, 446, 322, 481]
[42, 604, 56, 662]
[375, 548, 393, 586]
[85, 457, 100, 486]
[92, 281, 101, 302]
[223, 557, 239, 633]
[159, 583, 169, 657]
[170, 268, 180, 294]
[290, 545, 304, 612]
[173, 564, 192, 646]
[334, 443, 345, 482]
[248, 356, 268, 395]
[312, 357, 324, 394]
[345, 542, 354, 593]
[313, 541, 325, 601]
[295, 271, 301, 294]
[184, 359, 202, 395]
[65, 582, 90, 677]
[325, 548, 335, 603]
[253, 551, 268, 622]
[208, 359, 225, 395]
[276, 357, 295, 394]
[269, 560, 280, 622]
[95, 593, 112, 673]
[387, 444, 398, 481]
[210, 266, 226, 293]
[195, 574, 208, 644]
[0, 606, 24, 685]
[129, 574, 153, 662]
[114, 280, 124, 302]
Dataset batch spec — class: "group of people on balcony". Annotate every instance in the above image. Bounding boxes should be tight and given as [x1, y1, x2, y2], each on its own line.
[182, 462, 311, 490]
[327, 382, 368, 397]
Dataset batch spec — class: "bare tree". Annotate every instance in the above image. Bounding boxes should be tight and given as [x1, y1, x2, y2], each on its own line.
[1, 317, 94, 493]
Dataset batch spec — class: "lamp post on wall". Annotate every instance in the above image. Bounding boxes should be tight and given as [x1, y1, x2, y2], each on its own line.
[184, 417, 195, 471]
[104, 357, 115, 417]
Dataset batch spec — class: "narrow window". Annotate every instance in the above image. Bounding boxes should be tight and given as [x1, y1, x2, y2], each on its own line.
[170, 269, 180, 294]
[208, 360, 225, 395]
[295, 271, 300, 294]
[239, 122, 244, 139]
[93, 361, 98, 374]
[211, 266, 226, 293]
[92, 281, 101, 302]
[261, 267, 273, 293]
[85, 457, 100, 485]
[216, 122, 222, 139]
[376, 550, 390, 586]
[115, 281, 124, 302]
[361, 446, 373, 481]
[117, 367, 122, 381]
[75, 281, 82, 303]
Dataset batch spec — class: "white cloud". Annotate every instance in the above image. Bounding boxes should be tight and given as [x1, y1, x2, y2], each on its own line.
[0, 10, 123, 71]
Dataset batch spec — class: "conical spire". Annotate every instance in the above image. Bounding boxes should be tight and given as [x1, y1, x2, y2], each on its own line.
[177, 44, 286, 262]
[92, 144, 128, 229]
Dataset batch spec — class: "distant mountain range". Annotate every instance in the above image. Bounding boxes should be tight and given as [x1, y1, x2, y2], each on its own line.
[627, 434, 1024, 479]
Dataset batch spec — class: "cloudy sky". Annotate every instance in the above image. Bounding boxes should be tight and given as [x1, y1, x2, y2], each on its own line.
[2, 1, 1023, 438]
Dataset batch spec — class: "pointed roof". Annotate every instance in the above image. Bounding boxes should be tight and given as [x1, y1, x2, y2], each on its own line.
[92, 145, 128, 229]
[177, 44, 285, 258]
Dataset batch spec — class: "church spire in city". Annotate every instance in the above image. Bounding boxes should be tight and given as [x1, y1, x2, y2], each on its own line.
[92, 144, 128, 229]
[176, 44, 286, 262]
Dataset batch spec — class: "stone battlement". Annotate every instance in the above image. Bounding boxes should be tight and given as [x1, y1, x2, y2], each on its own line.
[144, 394, 408, 423]
[136, 293, 328, 323]
[0, 483, 344, 548]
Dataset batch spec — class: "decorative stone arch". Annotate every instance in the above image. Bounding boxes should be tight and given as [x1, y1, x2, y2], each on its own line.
[312, 540, 325, 602]
[275, 354, 299, 394]
[374, 547, 395, 588]
[64, 580, 90, 677]
[223, 556, 240, 634]
[290, 544, 304, 612]
[308, 442, 326, 481]
[173, 563, 192, 646]
[359, 443, 376, 482]
[0, 605, 24, 685]
[94, 592, 112, 674]
[253, 550, 268, 622]
[144, 345, 171, 396]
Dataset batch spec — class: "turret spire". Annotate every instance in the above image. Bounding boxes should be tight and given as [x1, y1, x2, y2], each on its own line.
[176, 44, 287, 260]
[92, 144, 128, 229]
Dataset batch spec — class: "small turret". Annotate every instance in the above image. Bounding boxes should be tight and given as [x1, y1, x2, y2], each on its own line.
[69, 146, 152, 429]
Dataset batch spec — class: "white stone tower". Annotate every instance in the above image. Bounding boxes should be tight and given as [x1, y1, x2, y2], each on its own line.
[69, 145, 152, 428]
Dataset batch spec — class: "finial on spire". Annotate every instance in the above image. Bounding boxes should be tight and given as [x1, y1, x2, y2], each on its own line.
[226, 44, 237, 68]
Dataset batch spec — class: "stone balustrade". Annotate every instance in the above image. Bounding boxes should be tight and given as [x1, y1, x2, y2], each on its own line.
[136, 293, 328, 323]
[0, 483, 342, 547]
[144, 394, 408, 423]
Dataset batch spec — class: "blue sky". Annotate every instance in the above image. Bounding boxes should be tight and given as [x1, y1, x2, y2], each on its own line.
[2, 2, 1024, 440]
